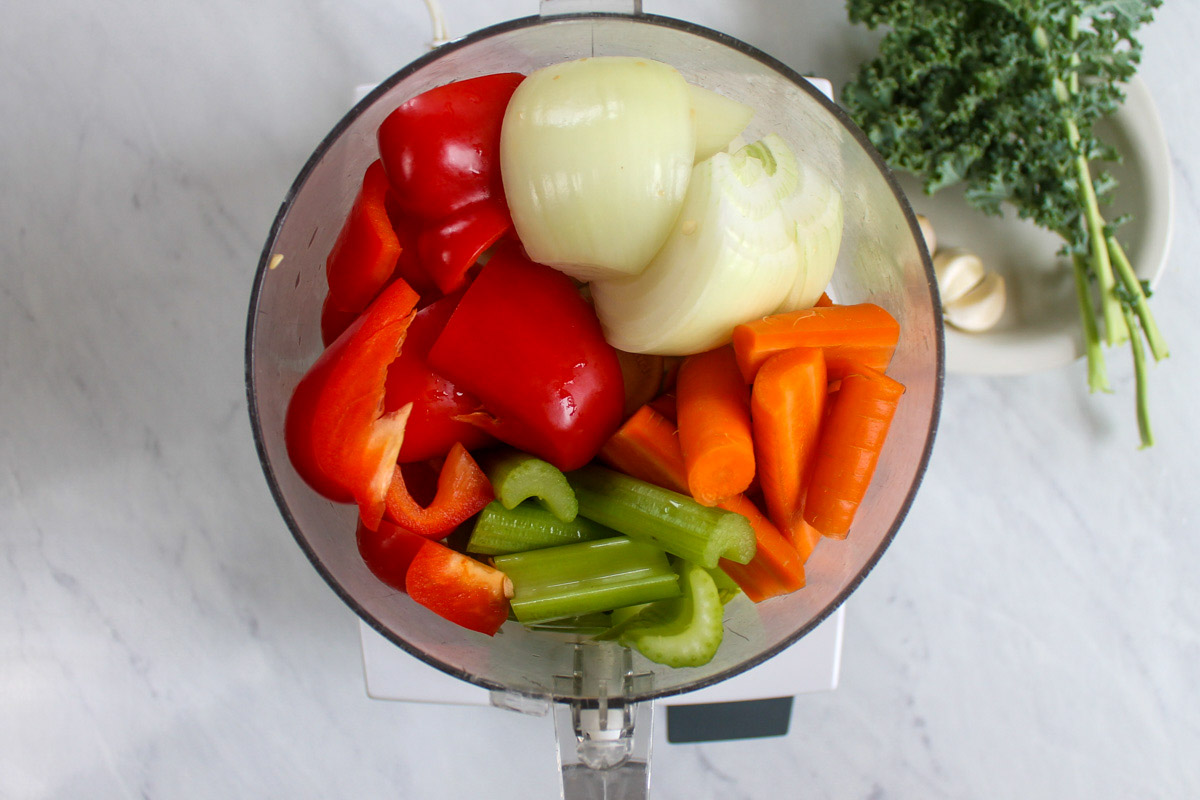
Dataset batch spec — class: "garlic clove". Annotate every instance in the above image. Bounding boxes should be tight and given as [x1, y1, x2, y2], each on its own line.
[932, 248, 985, 306]
[944, 271, 1007, 332]
[916, 213, 937, 257]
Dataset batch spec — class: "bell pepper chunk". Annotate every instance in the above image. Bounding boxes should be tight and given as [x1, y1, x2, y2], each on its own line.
[428, 243, 625, 471]
[285, 278, 420, 527]
[356, 518, 427, 592]
[357, 519, 512, 636]
[325, 160, 402, 314]
[384, 292, 496, 462]
[416, 199, 513, 295]
[384, 442, 495, 537]
[378, 73, 524, 222]
[406, 539, 513, 636]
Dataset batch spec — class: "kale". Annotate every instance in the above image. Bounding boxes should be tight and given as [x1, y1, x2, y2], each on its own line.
[843, 0, 1167, 446]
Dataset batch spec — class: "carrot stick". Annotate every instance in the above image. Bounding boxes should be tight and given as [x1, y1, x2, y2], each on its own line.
[598, 405, 689, 495]
[732, 303, 900, 384]
[751, 348, 826, 549]
[804, 363, 905, 539]
[815, 292, 835, 307]
[676, 347, 756, 506]
[717, 494, 805, 602]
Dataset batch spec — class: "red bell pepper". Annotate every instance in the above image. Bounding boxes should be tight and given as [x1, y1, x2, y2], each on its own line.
[384, 442, 494, 537]
[320, 293, 360, 347]
[383, 292, 495, 462]
[416, 201, 513, 295]
[325, 160, 402, 314]
[357, 519, 511, 636]
[377, 73, 524, 295]
[285, 278, 419, 528]
[356, 518, 427, 592]
[406, 539, 512, 636]
[427, 243, 625, 471]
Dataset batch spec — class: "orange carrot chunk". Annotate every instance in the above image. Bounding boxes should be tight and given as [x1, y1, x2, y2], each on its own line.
[814, 292, 835, 307]
[717, 494, 806, 602]
[731, 303, 900, 384]
[598, 405, 689, 496]
[750, 348, 826, 548]
[677, 347, 756, 506]
[803, 364, 905, 539]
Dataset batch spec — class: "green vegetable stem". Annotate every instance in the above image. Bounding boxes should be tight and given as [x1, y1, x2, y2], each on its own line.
[482, 449, 579, 522]
[843, 0, 1167, 446]
[494, 536, 681, 625]
[567, 465, 757, 568]
[467, 501, 614, 556]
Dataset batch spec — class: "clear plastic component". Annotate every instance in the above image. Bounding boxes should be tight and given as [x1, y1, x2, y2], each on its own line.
[245, 11, 943, 800]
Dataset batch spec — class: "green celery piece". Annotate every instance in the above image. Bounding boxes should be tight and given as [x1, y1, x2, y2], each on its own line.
[619, 560, 725, 668]
[567, 465, 756, 569]
[707, 566, 743, 605]
[494, 537, 681, 625]
[484, 450, 578, 522]
[467, 501, 614, 556]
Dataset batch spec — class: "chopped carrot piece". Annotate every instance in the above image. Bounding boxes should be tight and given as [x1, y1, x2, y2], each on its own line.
[717, 495, 805, 602]
[804, 363, 905, 538]
[598, 405, 689, 495]
[751, 348, 826, 548]
[677, 347, 756, 506]
[814, 292, 835, 307]
[731, 303, 900, 384]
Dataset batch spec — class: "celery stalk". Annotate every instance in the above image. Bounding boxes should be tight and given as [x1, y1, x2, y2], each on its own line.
[467, 501, 613, 556]
[483, 450, 578, 522]
[567, 465, 756, 568]
[494, 537, 681, 625]
[618, 560, 725, 668]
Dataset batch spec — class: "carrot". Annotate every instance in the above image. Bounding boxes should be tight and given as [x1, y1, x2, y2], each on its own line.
[750, 348, 826, 551]
[676, 347, 756, 506]
[731, 303, 900, 384]
[597, 404, 689, 495]
[717, 494, 806, 602]
[815, 292, 835, 307]
[804, 363, 905, 539]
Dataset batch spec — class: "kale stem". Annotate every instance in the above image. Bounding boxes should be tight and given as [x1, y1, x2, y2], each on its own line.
[1121, 304, 1154, 448]
[1107, 235, 1169, 361]
[1073, 254, 1110, 393]
[1069, 134, 1129, 346]
[1056, 15, 1128, 347]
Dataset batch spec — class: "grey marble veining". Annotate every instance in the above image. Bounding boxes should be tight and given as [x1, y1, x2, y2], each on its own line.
[3, 1, 1199, 798]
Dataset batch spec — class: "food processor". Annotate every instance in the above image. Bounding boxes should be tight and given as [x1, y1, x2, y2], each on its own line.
[245, 2, 943, 796]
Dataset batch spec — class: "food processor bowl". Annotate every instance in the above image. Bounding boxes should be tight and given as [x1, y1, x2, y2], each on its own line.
[246, 7, 942, 796]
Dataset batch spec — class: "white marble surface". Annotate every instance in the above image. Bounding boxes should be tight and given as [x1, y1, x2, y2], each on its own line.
[2, 1, 1199, 797]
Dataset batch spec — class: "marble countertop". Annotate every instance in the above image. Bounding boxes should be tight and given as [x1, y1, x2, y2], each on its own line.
[3, 1, 1198, 797]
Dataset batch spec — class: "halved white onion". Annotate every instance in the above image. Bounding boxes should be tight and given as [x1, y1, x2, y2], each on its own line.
[499, 57, 696, 281]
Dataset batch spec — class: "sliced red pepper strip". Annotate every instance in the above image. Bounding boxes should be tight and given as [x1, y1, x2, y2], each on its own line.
[416, 199, 512, 295]
[357, 519, 511, 636]
[325, 160, 402, 314]
[405, 540, 512, 636]
[428, 243, 625, 471]
[378, 73, 524, 222]
[384, 292, 496, 462]
[384, 442, 494, 537]
[285, 278, 419, 527]
[356, 518, 427, 592]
